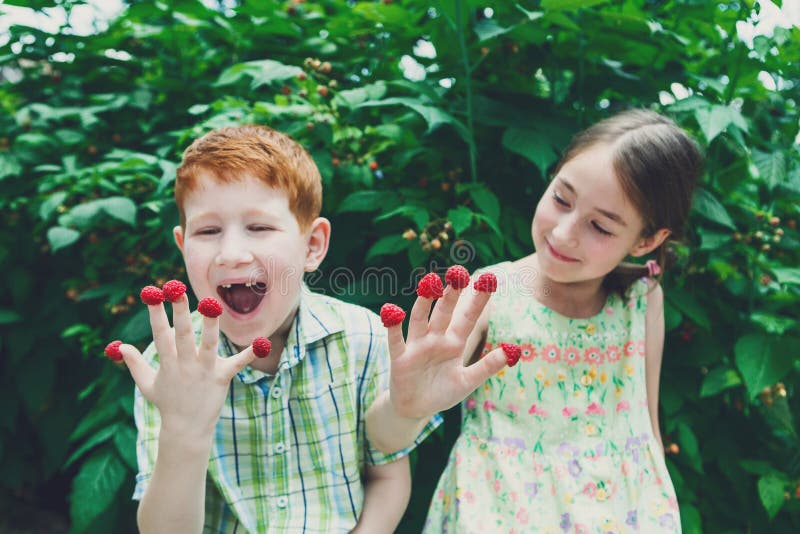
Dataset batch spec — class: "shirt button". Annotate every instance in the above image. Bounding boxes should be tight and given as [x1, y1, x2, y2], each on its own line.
[276, 496, 288, 508]
[271, 386, 282, 399]
[274, 442, 285, 454]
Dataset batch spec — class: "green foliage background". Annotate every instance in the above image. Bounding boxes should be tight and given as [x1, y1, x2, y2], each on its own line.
[1, 0, 799, 532]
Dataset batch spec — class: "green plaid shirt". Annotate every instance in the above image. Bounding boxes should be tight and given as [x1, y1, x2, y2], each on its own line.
[133, 286, 441, 533]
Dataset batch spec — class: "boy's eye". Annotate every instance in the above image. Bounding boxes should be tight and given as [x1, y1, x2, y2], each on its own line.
[592, 222, 613, 236]
[248, 225, 272, 232]
[196, 228, 220, 235]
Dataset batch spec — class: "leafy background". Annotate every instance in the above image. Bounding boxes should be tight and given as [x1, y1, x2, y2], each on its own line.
[1, 0, 799, 532]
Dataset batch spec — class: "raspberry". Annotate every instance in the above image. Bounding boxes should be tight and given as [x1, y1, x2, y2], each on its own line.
[162, 280, 187, 302]
[104, 340, 123, 362]
[380, 303, 406, 327]
[473, 272, 498, 293]
[445, 265, 470, 289]
[140, 285, 165, 305]
[416, 272, 444, 299]
[252, 337, 272, 358]
[500, 342, 521, 367]
[198, 297, 223, 318]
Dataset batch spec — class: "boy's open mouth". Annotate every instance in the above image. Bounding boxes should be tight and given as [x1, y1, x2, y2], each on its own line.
[217, 282, 267, 315]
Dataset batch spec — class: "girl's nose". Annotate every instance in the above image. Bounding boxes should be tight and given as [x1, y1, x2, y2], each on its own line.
[551, 215, 579, 248]
[215, 232, 255, 266]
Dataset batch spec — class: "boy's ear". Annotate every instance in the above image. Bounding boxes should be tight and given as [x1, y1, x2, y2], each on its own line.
[629, 228, 670, 257]
[304, 217, 331, 272]
[173, 225, 185, 253]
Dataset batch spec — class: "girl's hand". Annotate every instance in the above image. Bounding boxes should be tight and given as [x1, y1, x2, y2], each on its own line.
[384, 270, 509, 419]
[118, 293, 257, 439]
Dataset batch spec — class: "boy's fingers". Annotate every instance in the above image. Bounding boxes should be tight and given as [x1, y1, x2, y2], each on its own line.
[406, 297, 434, 341]
[427, 285, 462, 333]
[171, 294, 197, 361]
[198, 315, 220, 366]
[461, 348, 507, 391]
[386, 324, 406, 361]
[448, 291, 491, 340]
[147, 302, 176, 366]
[223, 346, 257, 379]
[119, 344, 156, 397]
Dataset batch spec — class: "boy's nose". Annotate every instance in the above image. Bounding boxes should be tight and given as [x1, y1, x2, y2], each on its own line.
[215, 233, 255, 266]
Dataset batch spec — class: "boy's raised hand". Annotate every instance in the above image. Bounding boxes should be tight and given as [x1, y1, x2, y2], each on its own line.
[110, 283, 260, 439]
[382, 268, 511, 419]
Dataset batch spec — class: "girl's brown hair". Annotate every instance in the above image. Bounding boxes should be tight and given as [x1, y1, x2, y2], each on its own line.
[553, 109, 703, 296]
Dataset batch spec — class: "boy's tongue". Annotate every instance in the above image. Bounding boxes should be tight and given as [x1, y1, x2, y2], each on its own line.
[217, 284, 263, 314]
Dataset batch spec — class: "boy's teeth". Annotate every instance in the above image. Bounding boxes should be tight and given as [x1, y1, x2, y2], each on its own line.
[245, 282, 251, 287]
[222, 284, 231, 288]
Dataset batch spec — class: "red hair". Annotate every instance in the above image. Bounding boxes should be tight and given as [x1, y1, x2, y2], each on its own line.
[174, 125, 322, 230]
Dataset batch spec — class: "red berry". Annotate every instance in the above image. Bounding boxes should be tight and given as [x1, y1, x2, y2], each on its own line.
[380, 303, 406, 327]
[198, 297, 223, 318]
[252, 337, 272, 358]
[473, 272, 498, 293]
[140, 285, 165, 305]
[500, 342, 521, 367]
[416, 272, 444, 299]
[104, 340, 123, 362]
[162, 280, 187, 302]
[445, 265, 470, 290]
[369, 161, 378, 171]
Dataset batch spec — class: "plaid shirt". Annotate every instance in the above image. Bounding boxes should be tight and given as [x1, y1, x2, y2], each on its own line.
[133, 286, 441, 533]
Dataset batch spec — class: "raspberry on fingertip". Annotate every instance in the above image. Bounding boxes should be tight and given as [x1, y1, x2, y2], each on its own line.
[105, 340, 123, 362]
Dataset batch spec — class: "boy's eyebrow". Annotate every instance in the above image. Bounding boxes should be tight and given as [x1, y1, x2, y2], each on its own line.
[556, 177, 627, 226]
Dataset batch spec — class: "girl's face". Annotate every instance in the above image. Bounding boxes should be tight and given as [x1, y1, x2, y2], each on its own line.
[531, 143, 659, 285]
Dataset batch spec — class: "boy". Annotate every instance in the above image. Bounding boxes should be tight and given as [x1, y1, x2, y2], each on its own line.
[116, 125, 440, 532]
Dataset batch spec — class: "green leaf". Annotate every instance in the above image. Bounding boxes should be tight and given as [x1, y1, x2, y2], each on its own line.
[366, 235, 410, 262]
[357, 98, 471, 143]
[63, 424, 119, 470]
[468, 186, 500, 223]
[334, 82, 387, 109]
[39, 191, 67, 221]
[99, 197, 137, 226]
[771, 267, 800, 286]
[541, 0, 612, 10]
[735, 334, 799, 400]
[113, 424, 138, 471]
[751, 313, 795, 335]
[675, 422, 703, 473]
[0, 153, 22, 180]
[666, 288, 711, 331]
[47, 226, 81, 252]
[338, 191, 388, 213]
[680, 504, 702, 534]
[374, 205, 429, 229]
[691, 188, 736, 230]
[502, 127, 558, 177]
[699, 366, 742, 398]
[0, 309, 22, 324]
[474, 19, 515, 42]
[215, 60, 303, 89]
[752, 149, 787, 190]
[757, 473, 786, 520]
[446, 206, 474, 235]
[119, 308, 152, 343]
[693, 104, 747, 143]
[70, 450, 128, 533]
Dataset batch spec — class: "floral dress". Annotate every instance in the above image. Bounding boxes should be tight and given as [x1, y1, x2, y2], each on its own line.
[424, 263, 680, 534]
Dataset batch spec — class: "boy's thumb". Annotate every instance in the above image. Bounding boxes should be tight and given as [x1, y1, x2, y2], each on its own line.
[119, 344, 155, 395]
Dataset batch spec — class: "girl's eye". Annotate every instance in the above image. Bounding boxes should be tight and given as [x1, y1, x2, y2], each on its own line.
[592, 222, 613, 236]
[552, 192, 569, 207]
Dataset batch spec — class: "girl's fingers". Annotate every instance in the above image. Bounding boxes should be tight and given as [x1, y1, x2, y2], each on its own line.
[119, 344, 156, 397]
[171, 294, 198, 361]
[198, 315, 220, 366]
[460, 348, 507, 392]
[448, 290, 491, 340]
[427, 285, 463, 333]
[386, 323, 406, 361]
[146, 301, 176, 366]
[406, 296, 435, 340]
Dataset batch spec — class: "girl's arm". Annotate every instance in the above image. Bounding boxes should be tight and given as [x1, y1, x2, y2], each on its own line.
[644, 282, 666, 453]
[351, 457, 411, 534]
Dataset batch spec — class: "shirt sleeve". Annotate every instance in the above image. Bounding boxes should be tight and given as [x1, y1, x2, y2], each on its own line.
[132, 342, 161, 501]
[359, 313, 442, 466]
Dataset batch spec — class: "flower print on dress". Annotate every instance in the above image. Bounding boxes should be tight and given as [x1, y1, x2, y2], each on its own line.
[542, 344, 561, 363]
[559, 512, 572, 532]
[583, 347, 604, 365]
[520, 343, 536, 362]
[528, 404, 548, 417]
[605, 344, 621, 362]
[563, 347, 580, 366]
[624, 341, 636, 357]
[586, 402, 605, 416]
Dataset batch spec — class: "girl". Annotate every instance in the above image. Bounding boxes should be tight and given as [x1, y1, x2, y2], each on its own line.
[366, 109, 703, 532]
